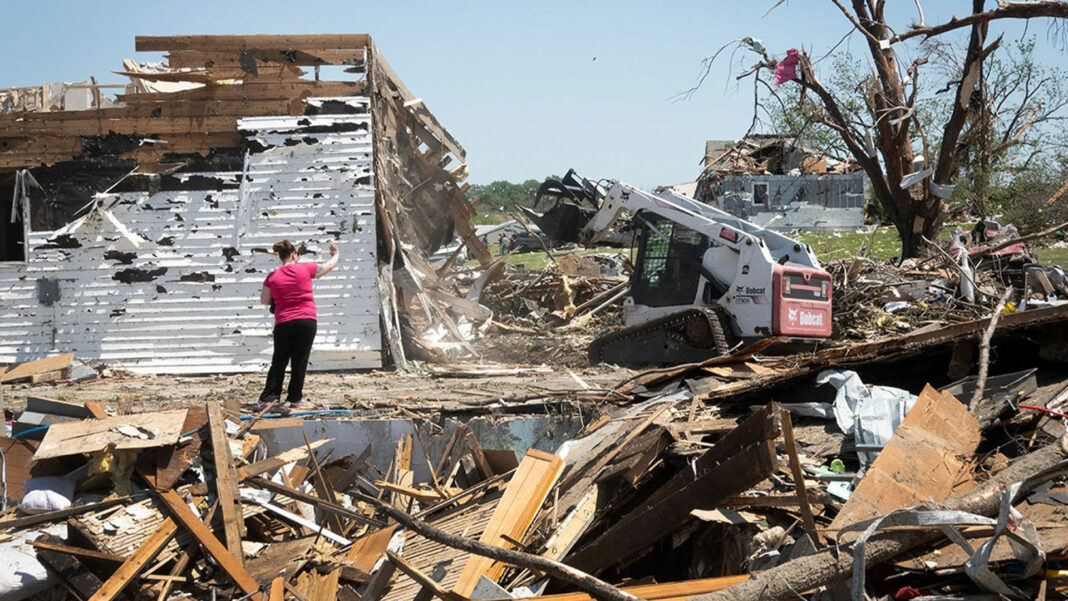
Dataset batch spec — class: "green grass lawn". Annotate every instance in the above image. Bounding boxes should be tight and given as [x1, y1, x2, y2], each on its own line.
[470, 245, 630, 272]
[798, 226, 1067, 267]
[468, 225, 1067, 272]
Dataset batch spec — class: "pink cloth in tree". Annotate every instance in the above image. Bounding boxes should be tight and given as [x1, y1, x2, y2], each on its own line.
[775, 49, 800, 85]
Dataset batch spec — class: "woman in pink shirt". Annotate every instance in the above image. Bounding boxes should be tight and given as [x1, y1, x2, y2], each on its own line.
[259, 239, 339, 407]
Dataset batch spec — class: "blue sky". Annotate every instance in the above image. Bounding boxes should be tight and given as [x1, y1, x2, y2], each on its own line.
[1, 1, 1064, 187]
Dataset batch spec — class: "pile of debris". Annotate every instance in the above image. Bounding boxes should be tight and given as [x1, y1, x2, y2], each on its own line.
[827, 257, 991, 339]
[827, 222, 1068, 340]
[700, 135, 858, 177]
[5, 300, 1068, 601]
[479, 253, 628, 331]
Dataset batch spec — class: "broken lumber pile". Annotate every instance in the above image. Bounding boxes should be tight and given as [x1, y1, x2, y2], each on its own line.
[5, 303, 1068, 601]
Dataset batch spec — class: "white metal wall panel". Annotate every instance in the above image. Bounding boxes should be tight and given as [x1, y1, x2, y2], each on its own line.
[0, 96, 382, 373]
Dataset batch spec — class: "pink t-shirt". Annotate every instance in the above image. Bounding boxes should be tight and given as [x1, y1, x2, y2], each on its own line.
[265, 262, 319, 324]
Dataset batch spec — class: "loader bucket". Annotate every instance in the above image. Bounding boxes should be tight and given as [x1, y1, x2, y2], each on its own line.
[519, 203, 596, 244]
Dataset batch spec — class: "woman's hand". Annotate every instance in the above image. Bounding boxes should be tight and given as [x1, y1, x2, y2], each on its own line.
[316, 240, 340, 278]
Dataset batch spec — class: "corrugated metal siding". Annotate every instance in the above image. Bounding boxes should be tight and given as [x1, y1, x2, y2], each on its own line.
[0, 96, 383, 373]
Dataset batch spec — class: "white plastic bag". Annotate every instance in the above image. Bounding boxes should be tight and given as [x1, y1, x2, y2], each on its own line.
[18, 476, 75, 515]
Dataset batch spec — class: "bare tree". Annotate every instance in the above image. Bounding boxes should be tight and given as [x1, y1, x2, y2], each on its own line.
[692, 1, 1068, 258]
[945, 38, 1068, 215]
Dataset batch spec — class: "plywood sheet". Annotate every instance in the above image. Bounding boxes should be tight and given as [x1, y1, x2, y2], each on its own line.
[35, 409, 188, 459]
[453, 450, 564, 596]
[0, 353, 72, 383]
[830, 385, 980, 537]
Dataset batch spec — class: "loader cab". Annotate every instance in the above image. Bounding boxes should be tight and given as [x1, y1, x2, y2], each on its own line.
[630, 213, 711, 307]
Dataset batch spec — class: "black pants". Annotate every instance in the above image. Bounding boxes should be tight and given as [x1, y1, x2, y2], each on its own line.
[260, 318, 317, 403]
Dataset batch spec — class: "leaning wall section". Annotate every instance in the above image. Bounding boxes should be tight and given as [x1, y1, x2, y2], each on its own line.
[0, 97, 383, 373]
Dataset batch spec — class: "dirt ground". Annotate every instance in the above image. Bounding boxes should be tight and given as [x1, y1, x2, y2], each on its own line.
[1, 360, 633, 415]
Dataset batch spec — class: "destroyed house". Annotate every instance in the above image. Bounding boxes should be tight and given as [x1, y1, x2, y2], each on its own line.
[696, 135, 867, 230]
[0, 35, 486, 373]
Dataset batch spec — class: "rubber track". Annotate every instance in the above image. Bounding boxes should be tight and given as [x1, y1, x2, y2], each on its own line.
[588, 307, 734, 366]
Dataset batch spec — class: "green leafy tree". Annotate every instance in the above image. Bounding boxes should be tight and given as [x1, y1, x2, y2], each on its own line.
[691, 1, 1068, 258]
[465, 178, 556, 224]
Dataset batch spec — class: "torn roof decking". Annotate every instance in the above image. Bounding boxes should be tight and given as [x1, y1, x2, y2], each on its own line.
[0, 34, 487, 372]
[0, 33, 480, 255]
[0, 34, 463, 171]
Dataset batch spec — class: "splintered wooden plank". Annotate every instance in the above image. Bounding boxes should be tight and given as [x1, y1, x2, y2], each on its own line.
[187, 438, 332, 496]
[158, 489, 262, 599]
[452, 449, 564, 596]
[829, 385, 981, 538]
[464, 432, 492, 481]
[304, 431, 345, 533]
[34, 535, 107, 601]
[31, 539, 125, 564]
[84, 401, 109, 419]
[165, 48, 366, 70]
[564, 404, 782, 574]
[153, 407, 208, 490]
[86, 518, 178, 601]
[136, 34, 371, 52]
[345, 524, 399, 574]
[206, 402, 245, 567]
[269, 577, 285, 601]
[34, 409, 188, 460]
[0, 353, 73, 383]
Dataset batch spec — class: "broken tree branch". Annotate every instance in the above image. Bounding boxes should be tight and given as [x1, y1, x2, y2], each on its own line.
[970, 286, 1013, 412]
[350, 490, 643, 601]
[891, 1, 1068, 44]
[692, 439, 1068, 601]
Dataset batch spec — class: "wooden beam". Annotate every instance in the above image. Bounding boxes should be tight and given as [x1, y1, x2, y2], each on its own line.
[0, 497, 134, 531]
[303, 430, 345, 533]
[84, 401, 108, 419]
[206, 401, 245, 566]
[35, 535, 107, 601]
[136, 34, 372, 52]
[31, 539, 125, 564]
[269, 577, 285, 601]
[780, 410, 821, 549]
[373, 481, 446, 504]
[166, 49, 366, 69]
[188, 437, 332, 496]
[158, 489, 262, 600]
[464, 432, 493, 481]
[247, 476, 388, 528]
[564, 404, 781, 574]
[86, 518, 178, 601]
[0, 353, 73, 383]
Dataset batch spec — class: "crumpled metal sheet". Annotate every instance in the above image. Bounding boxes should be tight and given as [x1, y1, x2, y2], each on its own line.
[836, 480, 1043, 601]
[816, 369, 917, 469]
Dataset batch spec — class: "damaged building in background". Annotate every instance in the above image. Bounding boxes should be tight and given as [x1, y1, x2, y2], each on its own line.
[695, 134, 868, 231]
[0, 34, 489, 374]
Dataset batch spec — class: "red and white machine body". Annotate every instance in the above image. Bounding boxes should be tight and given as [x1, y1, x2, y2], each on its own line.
[578, 183, 833, 342]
